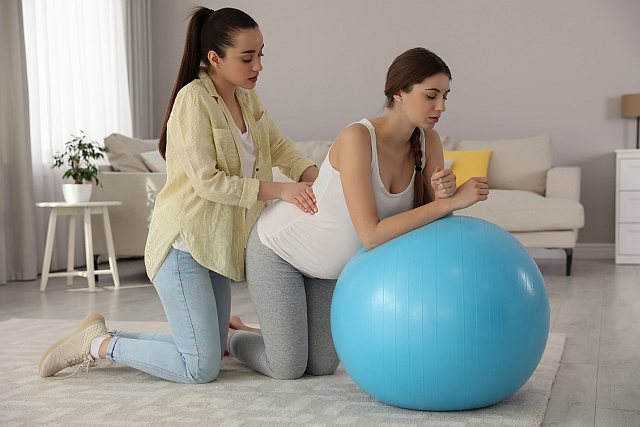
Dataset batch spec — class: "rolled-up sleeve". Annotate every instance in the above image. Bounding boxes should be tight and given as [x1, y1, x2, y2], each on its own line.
[169, 91, 259, 209]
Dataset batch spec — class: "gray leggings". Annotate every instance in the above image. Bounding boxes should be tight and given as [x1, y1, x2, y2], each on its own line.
[229, 227, 339, 380]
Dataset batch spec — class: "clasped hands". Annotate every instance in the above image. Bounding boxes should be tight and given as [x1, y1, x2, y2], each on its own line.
[430, 166, 456, 199]
[431, 167, 490, 208]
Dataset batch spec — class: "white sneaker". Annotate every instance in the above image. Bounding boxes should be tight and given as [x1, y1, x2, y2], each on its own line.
[38, 312, 108, 377]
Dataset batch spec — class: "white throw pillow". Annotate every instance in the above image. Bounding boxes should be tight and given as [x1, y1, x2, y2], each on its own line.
[444, 158, 454, 170]
[440, 135, 458, 151]
[294, 140, 333, 165]
[104, 133, 159, 172]
[272, 140, 333, 183]
[140, 150, 167, 173]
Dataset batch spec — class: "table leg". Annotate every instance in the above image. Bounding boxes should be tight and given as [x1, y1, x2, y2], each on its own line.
[40, 210, 58, 292]
[83, 207, 96, 292]
[102, 207, 120, 288]
[66, 216, 76, 287]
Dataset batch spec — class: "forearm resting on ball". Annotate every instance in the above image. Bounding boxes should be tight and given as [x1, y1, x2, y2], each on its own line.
[358, 198, 454, 250]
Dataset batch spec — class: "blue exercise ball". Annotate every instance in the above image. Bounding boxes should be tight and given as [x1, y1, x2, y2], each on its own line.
[331, 215, 549, 411]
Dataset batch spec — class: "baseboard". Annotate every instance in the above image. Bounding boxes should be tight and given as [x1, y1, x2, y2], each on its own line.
[574, 243, 615, 259]
[527, 243, 614, 260]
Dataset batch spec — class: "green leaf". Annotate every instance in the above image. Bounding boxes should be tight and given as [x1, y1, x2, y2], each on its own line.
[50, 131, 107, 184]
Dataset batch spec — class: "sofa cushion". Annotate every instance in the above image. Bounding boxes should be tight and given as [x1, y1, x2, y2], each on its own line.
[104, 133, 159, 172]
[455, 189, 584, 232]
[140, 150, 167, 173]
[511, 230, 578, 249]
[440, 135, 458, 151]
[273, 140, 333, 182]
[444, 149, 492, 187]
[456, 135, 552, 194]
[295, 140, 333, 165]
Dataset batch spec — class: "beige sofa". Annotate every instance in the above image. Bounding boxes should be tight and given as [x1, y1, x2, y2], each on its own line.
[91, 134, 584, 275]
[448, 135, 584, 275]
[91, 171, 166, 258]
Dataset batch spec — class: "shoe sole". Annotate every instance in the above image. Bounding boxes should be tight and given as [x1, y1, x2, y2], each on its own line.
[38, 312, 106, 377]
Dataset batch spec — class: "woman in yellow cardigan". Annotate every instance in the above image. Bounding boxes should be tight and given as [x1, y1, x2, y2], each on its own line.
[38, 7, 319, 383]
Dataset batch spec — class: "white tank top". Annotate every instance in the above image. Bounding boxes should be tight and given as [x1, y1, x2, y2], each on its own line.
[257, 118, 426, 279]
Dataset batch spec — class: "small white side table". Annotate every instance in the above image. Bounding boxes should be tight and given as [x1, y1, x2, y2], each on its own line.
[37, 201, 122, 292]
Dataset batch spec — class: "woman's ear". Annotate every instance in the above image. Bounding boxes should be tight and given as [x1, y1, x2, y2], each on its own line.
[393, 91, 403, 103]
[207, 51, 221, 69]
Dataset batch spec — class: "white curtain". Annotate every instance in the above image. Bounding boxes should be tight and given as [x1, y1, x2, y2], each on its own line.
[0, 0, 38, 285]
[22, 0, 133, 271]
[125, 0, 153, 139]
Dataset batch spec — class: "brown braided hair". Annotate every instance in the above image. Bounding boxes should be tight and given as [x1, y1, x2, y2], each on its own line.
[384, 48, 452, 208]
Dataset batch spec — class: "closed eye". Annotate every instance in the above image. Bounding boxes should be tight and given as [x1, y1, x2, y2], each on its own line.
[242, 52, 264, 63]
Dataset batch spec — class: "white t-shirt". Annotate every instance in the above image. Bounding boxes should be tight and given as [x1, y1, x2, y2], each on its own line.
[257, 118, 426, 279]
[239, 126, 256, 181]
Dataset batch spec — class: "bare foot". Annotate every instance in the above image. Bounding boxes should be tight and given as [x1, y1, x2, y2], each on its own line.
[224, 328, 232, 356]
[229, 315, 261, 334]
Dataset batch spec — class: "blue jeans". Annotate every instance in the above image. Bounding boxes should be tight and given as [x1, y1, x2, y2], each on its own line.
[105, 247, 231, 383]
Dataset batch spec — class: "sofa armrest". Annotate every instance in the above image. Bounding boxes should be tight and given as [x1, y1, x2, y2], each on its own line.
[91, 172, 167, 257]
[545, 167, 581, 200]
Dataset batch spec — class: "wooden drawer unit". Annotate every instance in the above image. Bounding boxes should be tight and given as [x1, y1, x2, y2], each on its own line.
[616, 149, 640, 264]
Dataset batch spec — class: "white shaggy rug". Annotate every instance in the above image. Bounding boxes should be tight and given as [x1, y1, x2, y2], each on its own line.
[0, 318, 564, 426]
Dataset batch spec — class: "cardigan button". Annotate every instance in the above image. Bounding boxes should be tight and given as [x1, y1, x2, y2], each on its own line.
[255, 167, 259, 171]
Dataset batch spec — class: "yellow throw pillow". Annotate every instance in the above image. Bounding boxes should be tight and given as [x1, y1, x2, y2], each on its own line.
[443, 150, 492, 188]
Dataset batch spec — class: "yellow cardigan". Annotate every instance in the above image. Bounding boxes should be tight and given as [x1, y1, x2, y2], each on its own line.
[145, 70, 315, 281]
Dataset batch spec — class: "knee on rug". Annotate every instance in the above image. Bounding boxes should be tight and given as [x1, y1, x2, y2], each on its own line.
[267, 353, 307, 380]
[184, 353, 222, 384]
[305, 356, 339, 376]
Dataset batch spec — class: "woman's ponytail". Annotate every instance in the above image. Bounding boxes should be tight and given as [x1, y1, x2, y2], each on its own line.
[159, 7, 213, 158]
[158, 7, 258, 159]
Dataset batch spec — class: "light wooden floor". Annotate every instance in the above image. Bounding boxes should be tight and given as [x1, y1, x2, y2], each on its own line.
[1, 257, 639, 426]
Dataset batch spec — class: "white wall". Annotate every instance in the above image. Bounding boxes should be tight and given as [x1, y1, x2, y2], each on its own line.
[151, 0, 640, 245]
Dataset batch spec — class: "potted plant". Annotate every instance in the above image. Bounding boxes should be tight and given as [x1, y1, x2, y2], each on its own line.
[52, 131, 108, 203]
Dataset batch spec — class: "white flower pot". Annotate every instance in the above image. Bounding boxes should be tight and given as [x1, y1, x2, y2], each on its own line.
[62, 183, 92, 203]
